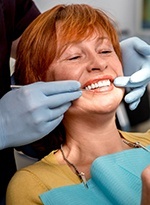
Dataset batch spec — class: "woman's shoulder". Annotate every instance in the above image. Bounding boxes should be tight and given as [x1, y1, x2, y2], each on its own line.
[14, 150, 60, 182]
[8, 150, 79, 191]
[7, 151, 56, 190]
[119, 129, 150, 146]
[6, 150, 68, 204]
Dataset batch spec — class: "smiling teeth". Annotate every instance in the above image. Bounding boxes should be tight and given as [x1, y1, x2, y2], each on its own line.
[84, 80, 111, 90]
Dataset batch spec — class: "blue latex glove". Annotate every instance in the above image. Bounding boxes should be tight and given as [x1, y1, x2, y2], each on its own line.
[114, 37, 150, 110]
[0, 81, 82, 149]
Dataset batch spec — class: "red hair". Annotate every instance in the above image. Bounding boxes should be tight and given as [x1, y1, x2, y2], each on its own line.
[15, 4, 121, 85]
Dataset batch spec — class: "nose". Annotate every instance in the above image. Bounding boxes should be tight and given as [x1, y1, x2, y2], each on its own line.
[87, 54, 107, 72]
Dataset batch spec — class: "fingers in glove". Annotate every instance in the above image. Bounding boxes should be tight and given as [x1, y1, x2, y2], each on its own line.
[124, 87, 146, 103]
[39, 80, 81, 95]
[114, 76, 148, 88]
[128, 99, 141, 110]
[114, 76, 130, 87]
[130, 63, 150, 83]
[44, 103, 72, 133]
[48, 103, 71, 121]
[46, 90, 82, 109]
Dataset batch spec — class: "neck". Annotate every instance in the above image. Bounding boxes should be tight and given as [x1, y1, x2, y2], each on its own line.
[55, 112, 129, 179]
[61, 113, 128, 166]
[64, 113, 124, 152]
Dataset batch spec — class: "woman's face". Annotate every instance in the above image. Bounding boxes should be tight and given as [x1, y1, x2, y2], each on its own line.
[47, 33, 124, 115]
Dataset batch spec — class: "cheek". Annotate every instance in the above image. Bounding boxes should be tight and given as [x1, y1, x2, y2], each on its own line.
[48, 60, 85, 81]
[118, 66, 124, 76]
[112, 60, 123, 76]
[47, 63, 72, 80]
[45, 70, 54, 81]
[53, 68, 82, 81]
[47, 66, 72, 81]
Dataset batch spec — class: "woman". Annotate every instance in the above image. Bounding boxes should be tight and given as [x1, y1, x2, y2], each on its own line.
[6, 4, 150, 205]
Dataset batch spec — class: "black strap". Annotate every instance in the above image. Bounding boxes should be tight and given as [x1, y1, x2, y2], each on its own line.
[0, 0, 16, 201]
[0, 0, 11, 98]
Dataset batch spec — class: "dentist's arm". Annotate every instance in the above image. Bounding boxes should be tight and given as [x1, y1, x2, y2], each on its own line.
[114, 37, 150, 110]
[0, 81, 82, 150]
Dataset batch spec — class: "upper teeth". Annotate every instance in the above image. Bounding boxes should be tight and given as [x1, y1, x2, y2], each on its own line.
[84, 80, 111, 90]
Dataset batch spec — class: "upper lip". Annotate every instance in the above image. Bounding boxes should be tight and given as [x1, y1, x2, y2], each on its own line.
[82, 75, 114, 89]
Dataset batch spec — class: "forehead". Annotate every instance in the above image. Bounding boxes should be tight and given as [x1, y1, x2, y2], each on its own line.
[56, 23, 110, 54]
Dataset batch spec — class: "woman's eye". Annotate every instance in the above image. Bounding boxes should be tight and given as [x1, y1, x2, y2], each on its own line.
[68, 56, 80, 60]
[101, 50, 112, 54]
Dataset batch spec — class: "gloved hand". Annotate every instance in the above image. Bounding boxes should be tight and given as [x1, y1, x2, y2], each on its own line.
[114, 37, 150, 110]
[0, 80, 82, 149]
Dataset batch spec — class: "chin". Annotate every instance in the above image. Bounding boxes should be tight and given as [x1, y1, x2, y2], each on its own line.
[69, 89, 124, 113]
[98, 95, 123, 113]
[97, 101, 118, 112]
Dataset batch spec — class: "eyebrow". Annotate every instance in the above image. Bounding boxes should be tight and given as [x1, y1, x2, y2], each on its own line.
[96, 36, 109, 43]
